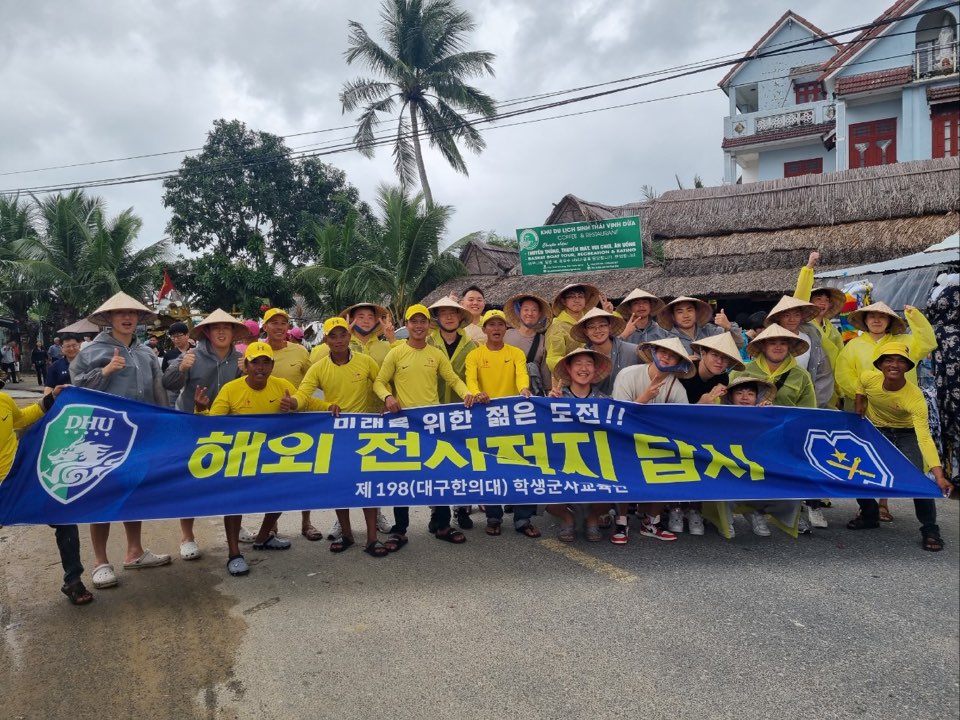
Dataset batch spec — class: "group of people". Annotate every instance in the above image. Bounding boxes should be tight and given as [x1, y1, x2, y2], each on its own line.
[2, 249, 953, 607]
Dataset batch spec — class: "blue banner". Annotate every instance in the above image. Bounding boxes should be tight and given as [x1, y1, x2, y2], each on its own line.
[0, 386, 939, 525]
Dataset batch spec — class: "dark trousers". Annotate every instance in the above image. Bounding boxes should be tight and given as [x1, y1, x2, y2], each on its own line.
[485, 504, 536, 528]
[858, 427, 940, 536]
[51, 525, 84, 585]
[390, 506, 451, 534]
[34, 362, 45, 384]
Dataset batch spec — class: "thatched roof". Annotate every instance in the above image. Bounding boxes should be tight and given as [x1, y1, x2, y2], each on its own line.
[425, 158, 960, 306]
[459, 240, 519, 276]
[648, 157, 960, 238]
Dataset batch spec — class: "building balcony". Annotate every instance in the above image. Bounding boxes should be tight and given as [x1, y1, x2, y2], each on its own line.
[914, 41, 958, 79]
[724, 100, 836, 146]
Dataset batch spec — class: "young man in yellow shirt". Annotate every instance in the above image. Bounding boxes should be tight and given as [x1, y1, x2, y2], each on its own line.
[373, 304, 479, 548]
[847, 343, 952, 551]
[465, 310, 539, 537]
[261, 307, 320, 541]
[195, 341, 326, 576]
[281, 317, 387, 557]
[309, 302, 397, 368]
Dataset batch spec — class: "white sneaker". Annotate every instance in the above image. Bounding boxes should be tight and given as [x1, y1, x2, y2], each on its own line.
[326, 519, 342, 541]
[806, 505, 828, 528]
[667, 507, 684, 533]
[747, 512, 771, 537]
[686, 509, 704, 536]
[376, 511, 393, 533]
[798, 515, 812, 535]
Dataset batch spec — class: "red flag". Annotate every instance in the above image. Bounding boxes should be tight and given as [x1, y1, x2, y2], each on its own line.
[158, 269, 175, 300]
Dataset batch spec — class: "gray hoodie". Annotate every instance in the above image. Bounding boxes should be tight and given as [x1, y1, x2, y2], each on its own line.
[71, 330, 166, 405]
[162, 338, 242, 413]
[799, 321, 835, 409]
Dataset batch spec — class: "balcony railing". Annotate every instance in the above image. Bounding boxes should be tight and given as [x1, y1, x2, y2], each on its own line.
[915, 41, 958, 79]
[724, 100, 835, 142]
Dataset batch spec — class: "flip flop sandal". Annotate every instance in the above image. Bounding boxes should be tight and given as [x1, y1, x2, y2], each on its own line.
[879, 507, 894, 522]
[61, 581, 94, 606]
[585, 525, 602, 542]
[435, 529, 467, 544]
[516, 525, 541, 538]
[557, 525, 575, 543]
[364, 541, 389, 558]
[330, 537, 355, 553]
[227, 555, 249, 576]
[384, 534, 408, 552]
[302, 525, 324, 541]
[92, 563, 117, 588]
[123, 550, 172, 569]
[485, 523, 501, 536]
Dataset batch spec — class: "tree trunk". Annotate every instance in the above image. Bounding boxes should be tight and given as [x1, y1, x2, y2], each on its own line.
[409, 104, 434, 207]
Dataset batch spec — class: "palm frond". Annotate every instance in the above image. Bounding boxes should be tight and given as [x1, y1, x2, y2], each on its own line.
[340, 78, 396, 112]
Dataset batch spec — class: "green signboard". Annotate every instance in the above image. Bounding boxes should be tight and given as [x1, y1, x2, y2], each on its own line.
[516, 216, 643, 275]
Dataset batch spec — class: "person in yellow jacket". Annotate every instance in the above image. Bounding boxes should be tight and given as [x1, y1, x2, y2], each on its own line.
[731, 324, 816, 409]
[281, 317, 388, 557]
[1, 384, 92, 604]
[309, 302, 397, 368]
[834, 301, 936, 406]
[794, 251, 845, 362]
[847, 343, 952, 551]
[464, 310, 538, 538]
[194, 341, 327, 576]
[373, 304, 479, 549]
[545, 283, 600, 371]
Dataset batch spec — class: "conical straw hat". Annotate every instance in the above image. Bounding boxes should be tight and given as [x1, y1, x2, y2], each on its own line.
[764, 295, 819, 326]
[808, 286, 846, 319]
[428, 297, 471, 328]
[340, 302, 388, 335]
[616, 288, 665, 318]
[553, 348, 613, 385]
[191, 308, 251, 341]
[722, 376, 778, 405]
[656, 296, 713, 331]
[690, 332, 746, 371]
[746, 323, 810, 358]
[570, 307, 627, 344]
[87, 291, 157, 327]
[848, 301, 907, 335]
[551, 283, 601, 316]
[503, 293, 552, 332]
[638, 336, 698, 378]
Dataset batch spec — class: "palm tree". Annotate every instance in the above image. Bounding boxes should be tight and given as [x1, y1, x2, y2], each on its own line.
[295, 185, 465, 320]
[340, 0, 497, 205]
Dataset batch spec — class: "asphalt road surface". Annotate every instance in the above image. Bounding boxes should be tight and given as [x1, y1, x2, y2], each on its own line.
[1, 499, 957, 720]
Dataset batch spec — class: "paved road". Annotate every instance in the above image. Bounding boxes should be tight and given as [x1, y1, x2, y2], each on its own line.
[1, 499, 957, 720]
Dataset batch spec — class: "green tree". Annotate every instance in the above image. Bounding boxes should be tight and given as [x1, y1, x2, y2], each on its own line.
[340, 0, 497, 205]
[295, 185, 465, 321]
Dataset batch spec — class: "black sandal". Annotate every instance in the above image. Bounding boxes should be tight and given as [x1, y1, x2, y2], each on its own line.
[922, 534, 944, 552]
[435, 528, 466, 544]
[384, 534, 408, 552]
[846, 516, 880, 530]
[364, 541, 389, 558]
[330, 536, 355, 553]
[61, 581, 94, 606]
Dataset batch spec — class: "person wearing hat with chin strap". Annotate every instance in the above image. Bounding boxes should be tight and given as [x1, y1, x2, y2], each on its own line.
[194, 341, 325, 576]
[611, 337, 694, 544]
[615, 288, 669, 345]
[464, 310, 540, 538]
[280, 316, 388, 557]
[764, 294, 835, 409]
[847, 343, 952, 551]
[162, 309, 252, 560]
[310, 302, 398, 367]
[730, 323, 816, 410]
[657, 296, 742, 356]
[373, 304, 481, 549]
[569, 307, 639, 396]
[71, 292, 172, 589]
[834, 301, 936, 409]
[545, 283, 601, 372]
[546, 348, 615, 542]
[503, 293, 552, 394]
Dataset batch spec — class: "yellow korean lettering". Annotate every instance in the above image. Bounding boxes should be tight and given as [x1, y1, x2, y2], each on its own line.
[486, 434, 554, 474]
[634, 434, 700, 483]
[424, 438, 486, 471]
[261, 433, 315, 474]
[188, 432, 233, 479]
[357, 432, 422, 471]
[702, 444, 765, 481]
[225, 431, 266, 477]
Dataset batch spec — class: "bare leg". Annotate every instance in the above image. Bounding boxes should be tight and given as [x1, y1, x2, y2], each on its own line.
[180, 518, 195, 543]
[90, 523, 111, 566]
[122, 521, 146, 564]
[224, 516, 242, 557]
[255, 513, 283, 544]
[362, 508, 378, 545]
[335, 509, 353, 541]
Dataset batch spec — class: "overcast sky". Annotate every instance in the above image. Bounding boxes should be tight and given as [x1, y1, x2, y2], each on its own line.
[1, 0, 893, 256]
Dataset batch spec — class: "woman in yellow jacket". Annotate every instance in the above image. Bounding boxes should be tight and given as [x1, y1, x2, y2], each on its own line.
[834, 301, 936, 406]
[545, 283, 600, 371]
[794, 252, 845, 362]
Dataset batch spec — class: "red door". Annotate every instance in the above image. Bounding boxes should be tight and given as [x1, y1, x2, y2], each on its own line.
[932, 105, 960, 158]
[849, 118, 897, 168]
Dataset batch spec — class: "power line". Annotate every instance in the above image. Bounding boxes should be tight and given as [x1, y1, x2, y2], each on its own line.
[0, 4, 951, 196]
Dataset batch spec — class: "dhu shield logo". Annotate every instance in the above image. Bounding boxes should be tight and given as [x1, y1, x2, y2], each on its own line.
[803, 430, 893, 489]
[37, 404, 138, 504]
